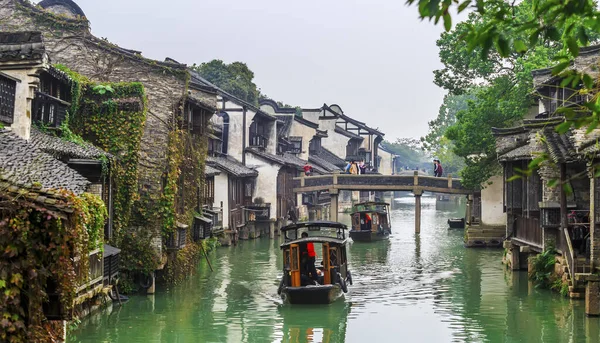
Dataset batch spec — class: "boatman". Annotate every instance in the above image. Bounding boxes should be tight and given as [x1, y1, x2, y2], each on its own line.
[301, 232, 318, 283]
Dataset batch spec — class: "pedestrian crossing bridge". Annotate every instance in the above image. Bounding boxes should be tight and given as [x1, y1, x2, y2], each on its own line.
[293, 171, 474, 233]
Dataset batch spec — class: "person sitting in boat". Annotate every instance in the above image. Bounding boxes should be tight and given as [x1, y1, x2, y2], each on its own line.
[361, 213, 372, 231]
[300, 232, 318, 283]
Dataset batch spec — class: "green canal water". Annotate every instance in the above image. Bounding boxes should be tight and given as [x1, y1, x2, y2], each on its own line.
[71, 196, 600, 343]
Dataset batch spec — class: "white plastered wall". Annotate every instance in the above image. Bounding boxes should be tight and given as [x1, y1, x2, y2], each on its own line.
[245, 153, 281, 220]
[213, 172, 230, 228]
[481, 174, 506, 226]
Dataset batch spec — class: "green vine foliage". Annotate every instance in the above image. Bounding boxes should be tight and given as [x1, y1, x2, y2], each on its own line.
[528, 246, 558, 289]
[164, 238, 219, 285]
[72, 82, 147, 242]
[0, 191, 106, 343]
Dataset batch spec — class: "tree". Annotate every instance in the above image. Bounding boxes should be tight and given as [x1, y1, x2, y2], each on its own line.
[408, 0, 600, 136]
[422, 0, 570, 189]
[382, 138, 431, 172]
[193, 60, 260, 105]
[422, 93, 473, 152]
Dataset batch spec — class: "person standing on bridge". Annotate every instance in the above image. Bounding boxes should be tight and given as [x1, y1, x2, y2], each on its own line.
[359, 161, 367, 175]
[434, 159, 444, 177]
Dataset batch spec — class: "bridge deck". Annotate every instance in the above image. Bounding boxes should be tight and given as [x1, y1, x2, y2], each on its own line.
[293, 172, 472, 195]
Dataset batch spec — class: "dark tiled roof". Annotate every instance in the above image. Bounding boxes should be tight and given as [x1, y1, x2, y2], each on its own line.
[323, 104, 384, 136]
[246, 148, 327, 174]
[0, 32, 45, 62]
[309, 154, 340, 172]
[204, 165, 221, 176]
[275, 115, 294, 136]
[543, 128, 577, 163]
[206, 156, 257, 178]
[314, 147, 347, 168]
[187, 92, 217, 112]
[259, 99, 297, 114]
[30, 128, 110, 160]
[334, 126, 363, 140]
[0, 129, 89, 195]
[189, 70, 275, 121]
[497, 142, 535, 162]
[38, 0, 87, 17]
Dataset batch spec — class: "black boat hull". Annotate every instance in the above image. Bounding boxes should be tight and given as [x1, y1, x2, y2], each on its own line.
[281, 285, 343, 304]
[447, 218, 465, 229]
[349, 230, 390, 242]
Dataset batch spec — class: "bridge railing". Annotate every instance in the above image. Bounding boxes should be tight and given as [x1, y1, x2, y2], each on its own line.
[293, 171, 467, 193]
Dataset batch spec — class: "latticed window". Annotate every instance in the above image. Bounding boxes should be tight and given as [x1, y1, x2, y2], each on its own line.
[0, 73, 16, 124]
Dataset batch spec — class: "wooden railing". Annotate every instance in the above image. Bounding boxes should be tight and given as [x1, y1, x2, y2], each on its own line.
[75, 249, 103, 294]
[563, 227, 577, 288]
[514, 217, 542, 248]
[32, 91, 70, 127]
[249, 134, 268, 149]
[230, 206, 245, 228]
[293, 171, 470, 194]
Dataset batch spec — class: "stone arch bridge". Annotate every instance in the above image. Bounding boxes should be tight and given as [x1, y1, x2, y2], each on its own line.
[293, 171, 474, 232]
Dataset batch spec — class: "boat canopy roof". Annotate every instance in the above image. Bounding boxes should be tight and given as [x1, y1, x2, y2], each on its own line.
[280, 236, 347, 249]
[280, 221, 347, 242]
[351, 202, 389, 213]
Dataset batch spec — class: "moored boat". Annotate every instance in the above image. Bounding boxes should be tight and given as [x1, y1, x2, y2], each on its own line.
[447, 218, 465, 229]
[278, 221, 353, 305]
[349, 202, 391, 242]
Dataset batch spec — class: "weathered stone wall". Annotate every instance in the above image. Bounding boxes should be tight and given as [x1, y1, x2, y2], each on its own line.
[1, 0, 186, 193]
[2, 65, 41, 140]
[1, 1, 216, 251]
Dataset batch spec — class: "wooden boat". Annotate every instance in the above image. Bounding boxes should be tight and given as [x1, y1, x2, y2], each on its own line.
[447, 218, 465, 229]
[278, 221, 353, 305]
[349, 202, 391, 242]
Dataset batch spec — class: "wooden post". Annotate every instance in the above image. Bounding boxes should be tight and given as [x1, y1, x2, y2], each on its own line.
[300, 172, 305, 187]
[330, 190, 339, 222]
[413, 170, 419, 186]
[586, 278, 600, 316]
[589, 165, 598, 270]
[448, 174, 453, 188]
[414, 190, 422, 233]
[560, 163, 568, 231]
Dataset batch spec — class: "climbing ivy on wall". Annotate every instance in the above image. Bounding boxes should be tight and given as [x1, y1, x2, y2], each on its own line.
[50, 66, 212, 288]
[0, 192, 106, 343]
[74, 81, 147, 241]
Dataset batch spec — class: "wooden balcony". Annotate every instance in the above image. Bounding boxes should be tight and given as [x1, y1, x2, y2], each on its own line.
[249, 133, 268, 149]
[244, 205, 271, 222]
[32, 91, 70, 127]
[513, 216, 542, 248]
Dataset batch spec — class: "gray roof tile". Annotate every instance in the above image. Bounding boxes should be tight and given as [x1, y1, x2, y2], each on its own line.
[0, 32, 45, 63]
[206, 156, 257, 177]
[30, 128, 111, 160]
[0, 129, 89, 195]
[204, 165, 221, 176]
[246, 148, 327, 174]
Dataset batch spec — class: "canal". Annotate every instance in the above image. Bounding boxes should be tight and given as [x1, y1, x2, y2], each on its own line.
[71, 195, 600, 343]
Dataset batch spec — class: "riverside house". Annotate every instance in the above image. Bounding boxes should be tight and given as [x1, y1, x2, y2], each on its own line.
[0, 31, 117, 339]
[494, 45, 600, 314]
[1, 0, 219, 292]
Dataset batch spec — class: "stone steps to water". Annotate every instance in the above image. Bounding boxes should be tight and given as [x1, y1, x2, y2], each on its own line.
[465, 225, 505, 248]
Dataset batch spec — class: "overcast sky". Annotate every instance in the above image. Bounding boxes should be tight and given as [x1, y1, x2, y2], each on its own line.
[44, 0, 459, 141]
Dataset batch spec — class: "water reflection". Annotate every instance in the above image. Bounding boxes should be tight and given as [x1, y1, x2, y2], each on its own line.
[278, 302, 351, 343]
[72, 197, 600, 343]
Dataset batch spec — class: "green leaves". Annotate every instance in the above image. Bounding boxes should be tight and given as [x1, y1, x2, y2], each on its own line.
[92, 84, 115, 95]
